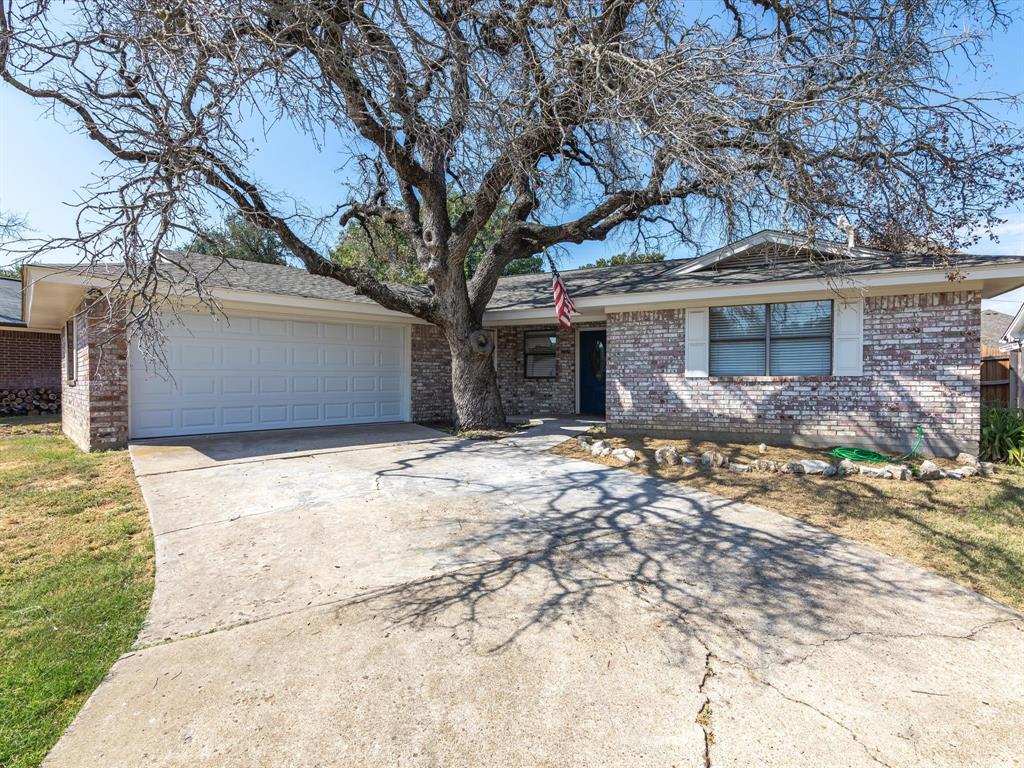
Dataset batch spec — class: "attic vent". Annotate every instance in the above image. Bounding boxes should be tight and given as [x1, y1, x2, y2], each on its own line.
[708, 244, 843, 272]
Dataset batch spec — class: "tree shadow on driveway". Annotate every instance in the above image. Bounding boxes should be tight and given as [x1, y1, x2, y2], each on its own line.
[352, 437, 1018, 666]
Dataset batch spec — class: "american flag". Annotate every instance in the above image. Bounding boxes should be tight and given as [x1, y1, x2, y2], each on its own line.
[549, 258, 576, 329]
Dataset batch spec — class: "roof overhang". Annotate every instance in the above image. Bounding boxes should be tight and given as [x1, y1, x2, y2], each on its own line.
[21, 259, 1024, 330]
[21, 264, 424, 329]
[482, 261, 1024, 324]
[21, 266, 106, 330]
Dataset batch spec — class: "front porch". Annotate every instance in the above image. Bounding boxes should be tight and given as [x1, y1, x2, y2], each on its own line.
[410, 322, 608, 423]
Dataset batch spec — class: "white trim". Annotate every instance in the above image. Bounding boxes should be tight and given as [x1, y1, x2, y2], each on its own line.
[483, 313, 606, 326]
[22, 270, 34, 327]
[832, 298, 864, 376]
[1002, 302, 1024, 344]
[0, 324, 60, 333]
[574, 326, 580, 414]
[126, 333, 135, 440]
[23, 266, 112, 289]
[22, 258, 1024, 332]
[21, 265, 425, 328]
[211, 287, 423, 322]
[684, 308, 709, 378]
[402, 324, 413, 422]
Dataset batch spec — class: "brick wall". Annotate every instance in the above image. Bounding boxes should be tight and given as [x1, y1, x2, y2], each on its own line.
[495, 324, 580, 416]
[61, 299, 129, 451]
[411, 322, 598, 421]
[0, 329, 60, 389]
[606, 291, 981, 456]
[410, 324, 453, 422]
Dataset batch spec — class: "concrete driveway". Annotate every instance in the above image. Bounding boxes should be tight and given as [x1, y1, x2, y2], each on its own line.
[45, 423, 1023, 767]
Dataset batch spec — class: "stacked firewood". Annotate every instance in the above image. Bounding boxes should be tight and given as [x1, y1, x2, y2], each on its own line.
[0, 387, 61, 417]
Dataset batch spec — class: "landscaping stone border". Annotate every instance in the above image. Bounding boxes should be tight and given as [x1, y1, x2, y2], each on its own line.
[573, 435, 995, 481]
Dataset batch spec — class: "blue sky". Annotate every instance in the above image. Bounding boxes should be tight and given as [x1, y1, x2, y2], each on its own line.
[1, 14, 1023, 314]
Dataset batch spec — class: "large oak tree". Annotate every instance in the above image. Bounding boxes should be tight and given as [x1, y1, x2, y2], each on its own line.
[2, 0, 1022, 427]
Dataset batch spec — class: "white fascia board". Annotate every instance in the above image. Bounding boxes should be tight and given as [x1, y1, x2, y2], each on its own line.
[0, 323, 61, 333]
[21, 264, 424, 326]
[22, 265, 107, 328]
[209, 287, 425, 323]
[21, 273, 30, 327]
[23, 265, 113, 288]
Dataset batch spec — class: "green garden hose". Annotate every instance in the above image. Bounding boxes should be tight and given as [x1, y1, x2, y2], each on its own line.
[829, 425, 924, 464]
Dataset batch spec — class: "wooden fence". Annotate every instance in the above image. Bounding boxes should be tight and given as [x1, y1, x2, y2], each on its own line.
[981, 347, 1023, 409]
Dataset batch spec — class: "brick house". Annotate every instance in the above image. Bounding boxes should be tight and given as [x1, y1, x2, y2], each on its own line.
[0, 276, 61, 413]
[18, 231, 1024, 454]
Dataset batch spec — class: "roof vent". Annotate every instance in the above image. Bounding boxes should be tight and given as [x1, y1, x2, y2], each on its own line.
[837, 215, 856, 250]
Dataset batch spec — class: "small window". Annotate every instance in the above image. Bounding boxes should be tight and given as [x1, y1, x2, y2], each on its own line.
[709, 301, 832, 376]
[65, 319, 76, 380]
[524, 331, 557, 378]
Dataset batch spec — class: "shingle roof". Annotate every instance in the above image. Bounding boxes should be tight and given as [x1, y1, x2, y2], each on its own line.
[27, 235, 1024, 314]
[0, 277, 22, 325]
[67, 253, 385, 305]
[486, 249, 1024, 310]
[981, 309, 1014, 347]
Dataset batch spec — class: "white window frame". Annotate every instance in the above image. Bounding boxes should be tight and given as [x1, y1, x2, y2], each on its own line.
[707, 300, 834, 377]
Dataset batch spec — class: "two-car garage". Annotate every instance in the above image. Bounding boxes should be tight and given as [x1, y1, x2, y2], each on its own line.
[129, 311, 410, 439]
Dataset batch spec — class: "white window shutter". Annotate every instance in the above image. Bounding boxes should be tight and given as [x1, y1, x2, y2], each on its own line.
[833, 299, 864, 376]
[685, 308, 710, 378]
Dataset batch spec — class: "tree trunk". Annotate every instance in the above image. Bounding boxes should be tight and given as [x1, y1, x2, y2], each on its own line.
[447, 325, 505, 430]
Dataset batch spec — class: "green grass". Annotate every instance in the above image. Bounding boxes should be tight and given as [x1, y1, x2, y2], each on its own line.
[0, 424, 153, 768]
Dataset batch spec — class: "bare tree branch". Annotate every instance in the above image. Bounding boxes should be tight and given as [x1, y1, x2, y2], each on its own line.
[2, 0, 1022, 428]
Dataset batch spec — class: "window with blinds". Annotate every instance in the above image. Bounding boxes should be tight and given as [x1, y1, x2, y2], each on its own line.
[769, 300, 832, 375]
[523, 331, 557, 378]
[709, 300, 832, 376]
[709, 304, 767, 375]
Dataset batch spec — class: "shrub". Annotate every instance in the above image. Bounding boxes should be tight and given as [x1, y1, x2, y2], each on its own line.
[980, 406, 1024, 465]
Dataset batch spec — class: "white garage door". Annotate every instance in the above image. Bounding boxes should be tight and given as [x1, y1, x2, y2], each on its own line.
[129, 312, 409, 439]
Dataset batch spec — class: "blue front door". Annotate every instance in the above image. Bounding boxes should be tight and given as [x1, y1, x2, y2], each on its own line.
[578, 330, 607, 415]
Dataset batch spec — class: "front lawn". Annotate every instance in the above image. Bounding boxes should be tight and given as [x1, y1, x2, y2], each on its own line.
[0, 420, 154, 768]
[552, 434, 1024, 611]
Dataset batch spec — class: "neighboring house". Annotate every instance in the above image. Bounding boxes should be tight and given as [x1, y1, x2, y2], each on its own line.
[998, 304, 1024, 410]
[18, 230, 1024, 455]
[0, 276, 61, 406]
[981, 308, 1014, 351]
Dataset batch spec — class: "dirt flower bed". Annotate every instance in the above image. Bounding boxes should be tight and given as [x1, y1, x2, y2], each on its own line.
[0, 416, 61, 438]
[550, 432, 1024, 611]
[418, 420, 535, 441]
